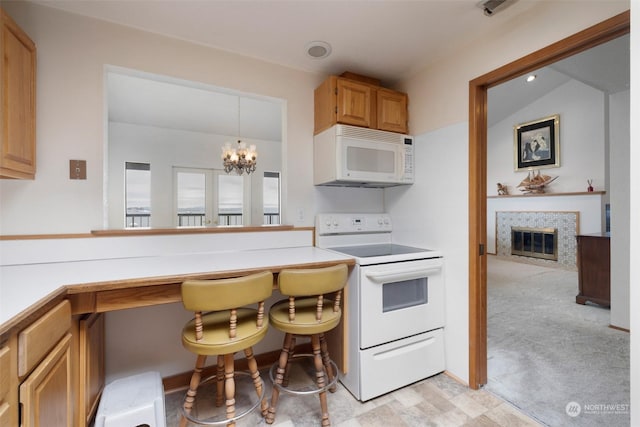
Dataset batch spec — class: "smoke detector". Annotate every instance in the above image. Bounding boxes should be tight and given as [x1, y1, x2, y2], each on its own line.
[477, 0, 512, 16]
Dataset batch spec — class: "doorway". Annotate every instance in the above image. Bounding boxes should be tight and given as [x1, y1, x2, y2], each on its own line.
[468, 11, 630, 390]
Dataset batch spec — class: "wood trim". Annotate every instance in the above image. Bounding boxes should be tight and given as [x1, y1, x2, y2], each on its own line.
[0, 233, 94, 241]
[94, 284, 182, 312]
[90, 224, 296, 237]
[477, 12, 630, 90]
[65, 259, 354, 295]
[0, 225, 314, 240]
[468, 80, 488, 390]
[609, 325, 630, 333]
[468, 10, 630, 390]
[487, 190, 605, 199]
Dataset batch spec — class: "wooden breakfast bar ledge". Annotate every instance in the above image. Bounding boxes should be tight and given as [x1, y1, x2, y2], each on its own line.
[1, 245, 355, 335]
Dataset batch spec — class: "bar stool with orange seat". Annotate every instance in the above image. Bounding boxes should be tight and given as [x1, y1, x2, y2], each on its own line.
[265, 264, 348, 427]
[179, 271, 273, 427]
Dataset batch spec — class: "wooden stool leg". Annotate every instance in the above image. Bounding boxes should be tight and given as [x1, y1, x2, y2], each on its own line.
[266, 333, 293, 424]
[216, 354, 225, 407]
[244, 346, 268, 416]
[180, 354, 207, 427]
[320, 334, 337, 393]
[312, 334, 330, 427]
[282, 335, 296, 387]
[224, 353, 236, 427]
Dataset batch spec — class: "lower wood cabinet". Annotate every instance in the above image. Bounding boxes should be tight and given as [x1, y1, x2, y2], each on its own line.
[0, 401, 11, 426]
[576, 233, 610, 307]
[0, 338, 17, 426]
[79, 313, 105, 426]
[1, 302, 106, 427]
[19, 333, 73, 427]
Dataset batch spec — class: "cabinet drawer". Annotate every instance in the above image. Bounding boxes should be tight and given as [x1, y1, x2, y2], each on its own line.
[18, 300, 71, 377]
[0, 346, 9, 402]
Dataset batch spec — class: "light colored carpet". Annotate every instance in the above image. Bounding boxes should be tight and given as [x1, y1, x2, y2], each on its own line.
[486, 256, 630, 427]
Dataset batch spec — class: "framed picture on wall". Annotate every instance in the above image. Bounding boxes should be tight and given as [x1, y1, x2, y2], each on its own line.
[514, 114, 560, 171]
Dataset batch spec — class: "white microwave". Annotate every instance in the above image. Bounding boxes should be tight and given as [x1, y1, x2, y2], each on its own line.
[313, 124, 414, 187]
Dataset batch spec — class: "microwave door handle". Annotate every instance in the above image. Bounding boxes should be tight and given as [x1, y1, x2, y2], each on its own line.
[365, 267, 441, 284]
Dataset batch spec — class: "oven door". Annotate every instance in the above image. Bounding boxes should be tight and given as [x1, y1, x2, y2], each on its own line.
[359, 257, 444, 349]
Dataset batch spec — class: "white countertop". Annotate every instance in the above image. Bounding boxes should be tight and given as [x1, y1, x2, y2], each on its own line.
[0, 246, 354, 329]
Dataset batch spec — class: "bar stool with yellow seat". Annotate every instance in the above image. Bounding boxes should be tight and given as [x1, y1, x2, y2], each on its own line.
[265, 264, 348, 427]
[179, 271, 273, 427]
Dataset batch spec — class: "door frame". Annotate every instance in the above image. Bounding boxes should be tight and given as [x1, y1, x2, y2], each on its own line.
[468, 10, 630, 389]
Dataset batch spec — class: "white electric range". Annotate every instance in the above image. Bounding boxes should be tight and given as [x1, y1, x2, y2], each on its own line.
[316, 213, 445, 401]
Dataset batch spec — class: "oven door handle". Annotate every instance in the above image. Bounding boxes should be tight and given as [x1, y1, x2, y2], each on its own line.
[365, 267, 440, 284]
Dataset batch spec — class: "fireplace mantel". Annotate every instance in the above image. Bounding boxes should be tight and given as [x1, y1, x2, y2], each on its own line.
[487, 191, 605, 199]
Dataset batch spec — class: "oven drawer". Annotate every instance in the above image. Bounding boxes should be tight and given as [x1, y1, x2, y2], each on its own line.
[359, 328, 444, 401]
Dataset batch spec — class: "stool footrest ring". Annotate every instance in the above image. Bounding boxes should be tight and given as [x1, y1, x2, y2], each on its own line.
[268, 353, 339, 396]
[181, 370, 265, 426]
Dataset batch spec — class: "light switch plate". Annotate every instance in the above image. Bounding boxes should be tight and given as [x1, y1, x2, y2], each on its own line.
[70, 160, 87, 180]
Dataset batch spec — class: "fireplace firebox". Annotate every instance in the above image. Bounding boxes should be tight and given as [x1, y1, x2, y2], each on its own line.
[511, 226, 558, 261]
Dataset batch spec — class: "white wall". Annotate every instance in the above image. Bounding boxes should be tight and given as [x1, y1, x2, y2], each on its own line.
[629, 3, 638, 424]
[0, 1, 383, 381]
[487, 80, 605, 196]
[386, 122, 469, 384]
[609, 89, 630, 330]
[0, 1, 382, 235]
[486, 79, 608, 256]
[390, 1, 629, 385]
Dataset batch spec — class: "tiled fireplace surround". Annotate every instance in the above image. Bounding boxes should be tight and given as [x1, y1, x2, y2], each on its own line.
[496, 211, 579, 269]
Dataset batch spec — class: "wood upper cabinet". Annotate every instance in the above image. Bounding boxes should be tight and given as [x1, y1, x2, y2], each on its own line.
[336, 78, 372, 128]
[314, 75, 408, 135]
[376, 88, 408, 134]
[1, 8, 36, 179]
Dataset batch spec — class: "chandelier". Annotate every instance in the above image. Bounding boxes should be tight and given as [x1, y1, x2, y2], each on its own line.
[221, 139, 257, 175]
[221, 97, 257, 175]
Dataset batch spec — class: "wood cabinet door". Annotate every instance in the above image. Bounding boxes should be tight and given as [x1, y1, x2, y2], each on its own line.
[336, 79, 371, 128]
[79, 314, 105, 426]
[0, 9, 36, 179]
[19, 334, 73, 427]
[0, 335, 19, 426]
[376, 88, 408, 134]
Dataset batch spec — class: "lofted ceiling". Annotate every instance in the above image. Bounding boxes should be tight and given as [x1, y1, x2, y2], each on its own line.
[488, 34, 630, 126]
[35, 0, 629, 136]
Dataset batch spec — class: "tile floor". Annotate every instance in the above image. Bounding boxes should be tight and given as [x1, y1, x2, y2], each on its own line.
[164, 368, 542, 427]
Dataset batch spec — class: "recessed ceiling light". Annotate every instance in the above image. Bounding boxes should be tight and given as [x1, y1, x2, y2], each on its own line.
[526, 74, 537, 83]
[305, 41, 332, 59]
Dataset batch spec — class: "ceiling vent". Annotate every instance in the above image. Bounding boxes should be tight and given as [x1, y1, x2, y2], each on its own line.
[305, 41, 332, 59]
[478, 0, 511, 16]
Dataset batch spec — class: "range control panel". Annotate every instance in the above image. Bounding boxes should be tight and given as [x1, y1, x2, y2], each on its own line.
[316, 213, 392, 235]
